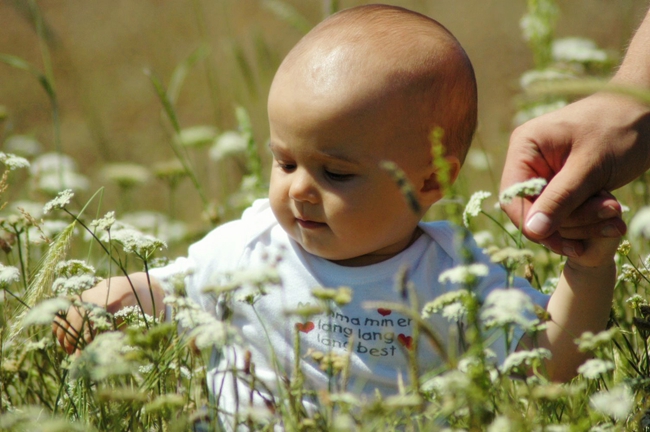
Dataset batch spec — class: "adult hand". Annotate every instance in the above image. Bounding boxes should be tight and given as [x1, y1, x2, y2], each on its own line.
[500, 92, 650, 256]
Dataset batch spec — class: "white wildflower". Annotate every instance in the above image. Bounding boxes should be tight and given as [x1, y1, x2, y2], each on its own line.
[209, 130, 247, 161]
[520, 7, 556, 42]
[101, 163, 150, 188]
[166, 296, 215, 328]
[23, 297, 71, 326]
[520, 68, 576, 89]
[463, 191, 491, 227]
[52, 274, 99, 296]
[626, 294, 647, 309]
[3, 135, 42, 157]
[439, 263, 489, 285]
[139, 364, 154, 374]
[30, 152, 77, 176]
[481, 288, 539, 331]
[552, 37, 608, 64]
[499, 178, 547, 204]
[152, 159, 187, 183]
[177, 125, 218, 148]
[465, 149, 493, 171]
[540, 277, 559, 295]
[0, 264, 20, 286]
[42, 189, 74, 214]
[578, 358, 615, 379]
[0, 152, 30, 171]
[90, 211, 116, 232]
[629, 206, 650, 239]
[210, 265, 281, 302]
[69, 331, 135, 380]
[25, 337, 50, 352]
[541, 426, 570, 432]
[488, 416, 512, 432]
[11, 200, 45, 219]
[473, 230, 495, 248]
[167, 362, 192, 380]
[103, 221, 166, 258]
[458, 351, 498, 380]
[37, 171, 89, 194]
[27, 220, 71, 244]
[55, 259, 95, 277]
[575, 328, 619, 352]
[190, 321, 231, 350]
[121, 211, 187, 243]
[422, 289, 471, 322]
[618, 263, 643, 284]
[500, 348, 551, 374]
[114, 305, 154, 328]
[514, 100, 568, 126]
[422, 370, 471, 394]
[590, 385, 633, 420]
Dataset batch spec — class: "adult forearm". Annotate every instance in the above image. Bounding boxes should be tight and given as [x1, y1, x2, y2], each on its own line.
[613, 7, 650, 87]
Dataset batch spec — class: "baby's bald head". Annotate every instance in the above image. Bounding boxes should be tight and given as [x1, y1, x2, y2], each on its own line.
[269, 4, 477, 164]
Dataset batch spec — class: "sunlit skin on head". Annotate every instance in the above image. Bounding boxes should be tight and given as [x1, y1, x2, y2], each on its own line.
[267, 5, 477, 266]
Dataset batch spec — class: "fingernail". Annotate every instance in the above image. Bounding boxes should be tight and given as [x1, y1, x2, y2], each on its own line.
[562, 243, 578, 258]
[598, 206, 619, 219]
[526, 212, 552, 236]
[601, 224, 622, 237]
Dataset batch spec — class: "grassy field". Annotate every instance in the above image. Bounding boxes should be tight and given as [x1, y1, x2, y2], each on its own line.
[2, 0, 650, 430]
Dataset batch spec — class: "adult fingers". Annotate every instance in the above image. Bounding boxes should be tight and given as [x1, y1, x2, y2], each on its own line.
[522, 153, 605, 241]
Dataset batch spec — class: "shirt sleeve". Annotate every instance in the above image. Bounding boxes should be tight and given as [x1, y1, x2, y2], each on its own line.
[422, 221, 550, 365]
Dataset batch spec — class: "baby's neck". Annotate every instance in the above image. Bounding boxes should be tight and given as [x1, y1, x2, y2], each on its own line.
[327, 227, 424, 267]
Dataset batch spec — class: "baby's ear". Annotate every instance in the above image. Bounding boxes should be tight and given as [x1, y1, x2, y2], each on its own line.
[420, 155, 461, 202]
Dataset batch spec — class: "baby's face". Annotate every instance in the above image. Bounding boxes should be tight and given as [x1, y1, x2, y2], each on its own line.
[267, 73, 441, 266]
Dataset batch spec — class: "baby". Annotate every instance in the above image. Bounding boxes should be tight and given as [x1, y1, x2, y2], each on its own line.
[54, 3, 621, 428]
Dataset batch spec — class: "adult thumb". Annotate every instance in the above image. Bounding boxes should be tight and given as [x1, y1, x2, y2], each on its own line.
[523, 161, 601, 240]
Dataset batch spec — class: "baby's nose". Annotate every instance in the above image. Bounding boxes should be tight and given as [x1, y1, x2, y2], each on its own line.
[289, 170, 319, 203]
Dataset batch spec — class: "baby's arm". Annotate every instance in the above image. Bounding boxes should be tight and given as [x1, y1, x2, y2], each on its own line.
[53, 272, 165, 354]
[519, 198, 621, 382]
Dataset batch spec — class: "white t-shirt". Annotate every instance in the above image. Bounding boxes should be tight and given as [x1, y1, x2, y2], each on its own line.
[150, 199, 548, 424]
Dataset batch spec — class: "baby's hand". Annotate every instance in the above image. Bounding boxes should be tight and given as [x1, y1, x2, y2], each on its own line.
[52, 284, 108, 355]
[51, 274, 163, 354]
[555, 191, 624, 267]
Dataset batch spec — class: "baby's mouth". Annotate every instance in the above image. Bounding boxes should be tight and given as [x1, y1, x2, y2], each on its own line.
[295, 218, 327, 229]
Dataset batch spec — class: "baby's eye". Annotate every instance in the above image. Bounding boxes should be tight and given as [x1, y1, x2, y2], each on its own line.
[325, 170, 353, 181]
[276, 161, 296, 172]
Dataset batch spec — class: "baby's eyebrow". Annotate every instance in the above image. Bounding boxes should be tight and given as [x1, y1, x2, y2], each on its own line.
[268, 142, 360, 165]
[315, 149, 360, 165]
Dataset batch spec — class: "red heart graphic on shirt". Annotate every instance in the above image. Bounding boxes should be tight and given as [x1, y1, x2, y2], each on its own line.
[295, 322, 315, 333]
[377, 308, 392, 316]
[397, 333, 413, 350]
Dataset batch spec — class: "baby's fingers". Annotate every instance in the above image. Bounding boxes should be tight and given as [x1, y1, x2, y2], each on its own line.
[52, 307, 95, 354]
[561, 191, 623, 233]
[558, 218, 626, 240]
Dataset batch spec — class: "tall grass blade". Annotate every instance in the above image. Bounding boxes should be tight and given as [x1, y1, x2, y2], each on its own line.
[6, 221, 76, 342]
[526, 78, 650, 106]
[145, 69, 210, 213]
[168, 44, 210, 104]
[262, 0, 312, 34]
[229, 40, 258, 98]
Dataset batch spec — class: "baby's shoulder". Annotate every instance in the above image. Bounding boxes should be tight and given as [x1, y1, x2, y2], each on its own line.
[188, 198, 277, 263]
[420, 220, 478, 258]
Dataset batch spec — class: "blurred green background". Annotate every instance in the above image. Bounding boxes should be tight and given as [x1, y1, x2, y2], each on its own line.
[0, 0, 647, 227]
